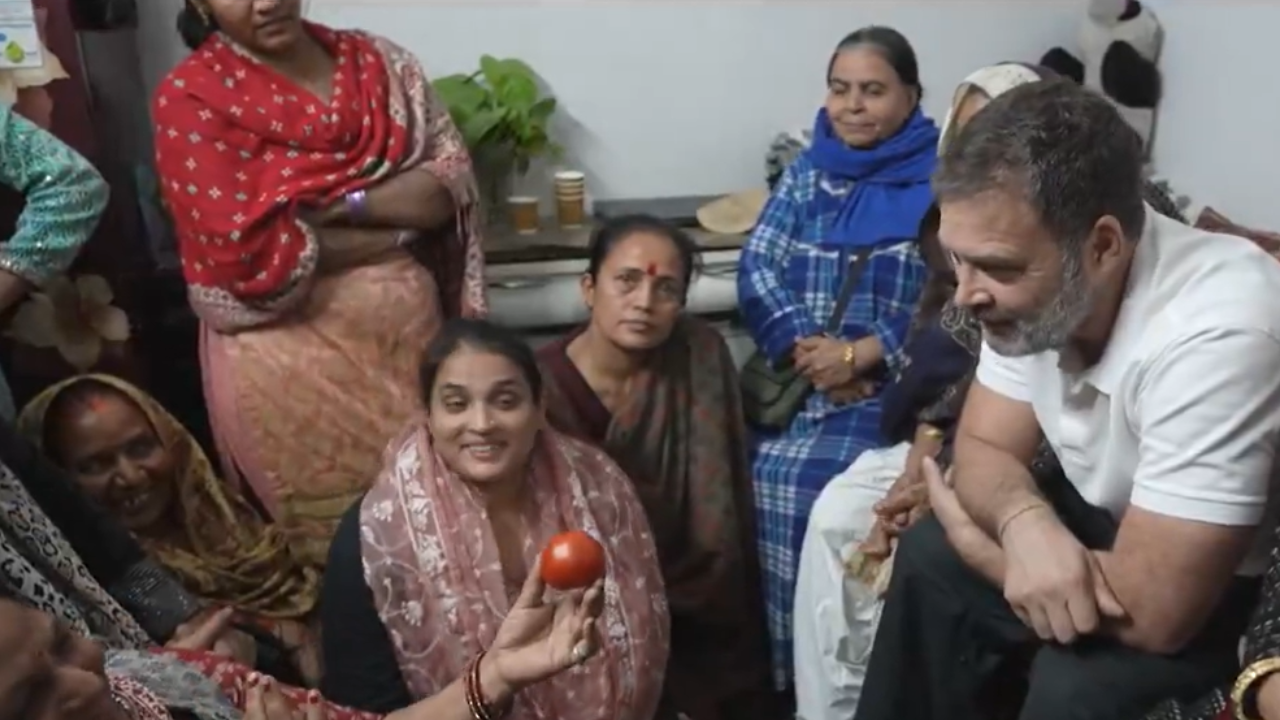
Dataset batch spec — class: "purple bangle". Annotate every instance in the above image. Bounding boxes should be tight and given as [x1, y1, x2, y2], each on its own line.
[344, 189, 369, 222]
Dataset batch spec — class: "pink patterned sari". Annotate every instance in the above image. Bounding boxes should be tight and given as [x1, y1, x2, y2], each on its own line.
[153, 26, 486, 567]
[361, 424, 670, 720]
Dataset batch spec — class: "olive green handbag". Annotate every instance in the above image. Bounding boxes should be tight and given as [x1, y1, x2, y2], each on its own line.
[740, 247, 877, 430]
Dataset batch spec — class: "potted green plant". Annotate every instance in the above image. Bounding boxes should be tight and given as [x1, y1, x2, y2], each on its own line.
[433, 56, 562, 225]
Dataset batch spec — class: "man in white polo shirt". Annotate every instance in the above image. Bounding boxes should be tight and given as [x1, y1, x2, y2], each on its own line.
[852, 79, 1280, 720]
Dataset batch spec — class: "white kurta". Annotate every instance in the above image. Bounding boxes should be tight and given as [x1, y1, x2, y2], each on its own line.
[793, 442, 910, 720]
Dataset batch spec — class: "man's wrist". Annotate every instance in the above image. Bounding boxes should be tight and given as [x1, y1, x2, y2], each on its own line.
[995, 499, 1051, 543]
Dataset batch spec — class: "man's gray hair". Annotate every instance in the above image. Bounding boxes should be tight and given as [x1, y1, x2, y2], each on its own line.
[933, 77, 1147, 250]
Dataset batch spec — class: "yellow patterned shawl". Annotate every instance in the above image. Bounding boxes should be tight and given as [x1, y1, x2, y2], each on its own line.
[18, 374, 319, 619]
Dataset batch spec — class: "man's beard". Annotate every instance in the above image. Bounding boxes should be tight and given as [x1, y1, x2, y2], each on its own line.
[983, 254, 1096, 357]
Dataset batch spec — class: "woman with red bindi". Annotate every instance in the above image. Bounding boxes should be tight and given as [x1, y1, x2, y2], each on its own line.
[535, 214, 780, 720]
[18, 374, 323, 687]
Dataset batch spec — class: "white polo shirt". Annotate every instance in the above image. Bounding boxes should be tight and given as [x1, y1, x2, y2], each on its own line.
[975, 206, 1280, 574]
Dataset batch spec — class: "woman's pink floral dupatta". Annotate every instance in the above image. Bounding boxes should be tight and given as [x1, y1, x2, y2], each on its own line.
[360, 424, 670, 720]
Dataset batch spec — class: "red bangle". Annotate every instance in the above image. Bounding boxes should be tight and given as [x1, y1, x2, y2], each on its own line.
[465, 650, 493, 720]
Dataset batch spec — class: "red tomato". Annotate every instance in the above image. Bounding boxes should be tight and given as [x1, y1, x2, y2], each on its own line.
[540, 530, 606, 590]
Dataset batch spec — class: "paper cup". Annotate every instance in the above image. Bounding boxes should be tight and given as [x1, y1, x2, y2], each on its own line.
[508, 196, 539, 234]
[556, 196, 585, 228]
[553, 170, 587, 196]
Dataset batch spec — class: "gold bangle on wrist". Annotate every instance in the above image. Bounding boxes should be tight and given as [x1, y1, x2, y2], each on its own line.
[996, 503, 1048, 542]
[921, 425, 944, 441]
[1232, 657, 1280, 719]
[842, 343, 856, 367]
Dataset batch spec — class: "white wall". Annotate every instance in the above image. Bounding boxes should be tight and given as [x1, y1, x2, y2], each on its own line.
[134, 0, 185, 103]
[134, 1, 1280, 227]
[1149, 1, 1280, 228]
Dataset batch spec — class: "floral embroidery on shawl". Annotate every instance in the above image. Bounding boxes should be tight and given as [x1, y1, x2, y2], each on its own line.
[112, 648, 383, 720]
[109, 672, 178, 720]
[360, 425, 669, 720]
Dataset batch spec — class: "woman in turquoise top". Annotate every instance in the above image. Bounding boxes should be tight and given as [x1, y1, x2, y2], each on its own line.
[0, 105, 109, 417]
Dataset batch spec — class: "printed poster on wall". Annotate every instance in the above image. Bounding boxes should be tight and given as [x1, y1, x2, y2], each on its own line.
[0, 0, 41, 70]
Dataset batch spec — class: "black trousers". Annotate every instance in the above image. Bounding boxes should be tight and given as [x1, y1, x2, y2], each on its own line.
[852, 480, 1259, 720]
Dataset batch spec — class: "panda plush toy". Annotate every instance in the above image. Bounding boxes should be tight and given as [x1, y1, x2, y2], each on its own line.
[1040, 0, 1280, 256]
[1040, 0, 1164, 160]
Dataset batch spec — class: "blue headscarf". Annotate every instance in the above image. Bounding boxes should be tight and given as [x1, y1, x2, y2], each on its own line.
[807, 106, 939, 247]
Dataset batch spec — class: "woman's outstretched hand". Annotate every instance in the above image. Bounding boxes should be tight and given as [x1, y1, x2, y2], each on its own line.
[488, 556, 605, 693]
[167, 607, 257, 667]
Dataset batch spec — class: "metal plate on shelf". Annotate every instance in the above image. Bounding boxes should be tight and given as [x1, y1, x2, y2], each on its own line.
[485, 244, 590, 265]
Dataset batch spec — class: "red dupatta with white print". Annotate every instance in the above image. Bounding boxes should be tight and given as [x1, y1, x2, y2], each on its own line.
[152, 24, 486, 331]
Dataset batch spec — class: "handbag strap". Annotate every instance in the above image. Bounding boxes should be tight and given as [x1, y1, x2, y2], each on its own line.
[822, 241, 890, 334]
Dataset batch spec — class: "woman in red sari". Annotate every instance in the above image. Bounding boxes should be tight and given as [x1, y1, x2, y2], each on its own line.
[152, 0, 486, 567]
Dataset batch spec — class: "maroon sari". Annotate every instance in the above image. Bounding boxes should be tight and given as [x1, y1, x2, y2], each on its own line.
[537, 317, 778, 720]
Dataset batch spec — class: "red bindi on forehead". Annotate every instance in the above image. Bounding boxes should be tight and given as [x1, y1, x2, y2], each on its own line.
[84, 394, 111, 413]
[645, 262, 657, 277]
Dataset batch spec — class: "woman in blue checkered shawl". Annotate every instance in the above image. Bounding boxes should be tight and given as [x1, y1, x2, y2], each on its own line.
[735, 26, 937, 687]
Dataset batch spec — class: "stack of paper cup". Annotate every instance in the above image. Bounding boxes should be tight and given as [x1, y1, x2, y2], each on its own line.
[554, 170, 586, 229]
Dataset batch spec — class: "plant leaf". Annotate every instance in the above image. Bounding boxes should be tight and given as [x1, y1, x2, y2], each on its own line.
[523, 135, 547, 157]
[462, 109, 504, 147]
[479, 55, 505, 87]
[445, 106, 474, 135]
[497, 74, 538, 112]
[496, 57, 536, 80]
[463, 56, 558, 164]
[530, 97, 557, 121]
[433, 75, 487, 115]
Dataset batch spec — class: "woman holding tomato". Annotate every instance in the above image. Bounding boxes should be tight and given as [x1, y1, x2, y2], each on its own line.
[317, 319, 671, 720]
[536, 214, 777, 720]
